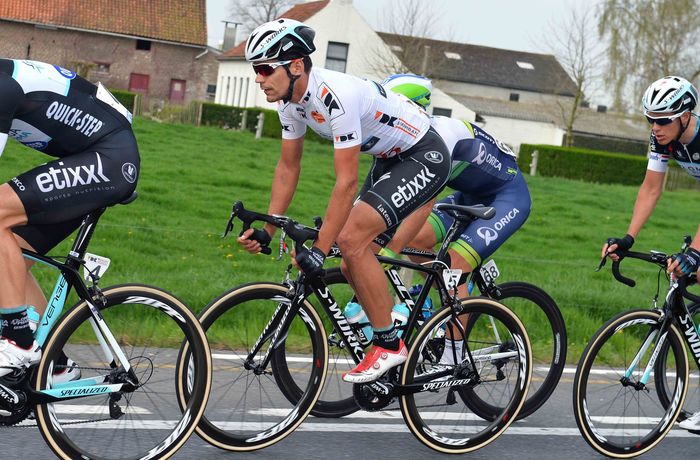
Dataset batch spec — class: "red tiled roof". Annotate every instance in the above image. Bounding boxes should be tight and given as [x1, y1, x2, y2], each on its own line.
[0, 0, 207, 46]
[221, 0, 329, 58]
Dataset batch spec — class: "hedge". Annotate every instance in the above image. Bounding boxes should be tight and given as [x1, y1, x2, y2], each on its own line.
[571, 133, 647, 156]
[200, 102, 330, 144]
[518, 144, 648, 185]
[109, 89, 138, 114]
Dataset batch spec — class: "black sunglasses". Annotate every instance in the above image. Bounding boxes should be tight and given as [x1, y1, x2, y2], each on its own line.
[645, 111, 685, 126]
[252, 60, 291, 77]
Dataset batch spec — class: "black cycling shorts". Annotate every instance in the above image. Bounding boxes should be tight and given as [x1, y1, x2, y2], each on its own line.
[10, 128, 140, 254]
[358, 127, 450, 230]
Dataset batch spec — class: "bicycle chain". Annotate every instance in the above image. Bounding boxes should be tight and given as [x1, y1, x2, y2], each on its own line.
[1, 365, 132, 429]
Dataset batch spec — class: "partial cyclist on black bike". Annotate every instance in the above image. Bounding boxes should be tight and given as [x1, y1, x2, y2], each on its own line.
[0, 59, 139, 380]
[236, 20, 451, 383]
[378, 75, 531, 360]
[602, 75, 700, 430]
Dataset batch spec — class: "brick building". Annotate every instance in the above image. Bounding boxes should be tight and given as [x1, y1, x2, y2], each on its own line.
[0, 0, 219, 107]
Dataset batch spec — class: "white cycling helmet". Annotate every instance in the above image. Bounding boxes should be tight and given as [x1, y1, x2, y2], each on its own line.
[642, 76, 698, 114]
[245, 19, 316, 62]
[381, 74, 433, 108]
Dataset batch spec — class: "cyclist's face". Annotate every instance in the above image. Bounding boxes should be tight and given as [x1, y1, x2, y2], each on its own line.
[648, 111, 687, 144]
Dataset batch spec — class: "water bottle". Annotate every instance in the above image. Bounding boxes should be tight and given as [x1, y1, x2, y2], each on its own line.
[409, 284, 434, 321]
[343, 301, 373, 346]
[391, 303, 410, 337]
[27, 306, 40, 333]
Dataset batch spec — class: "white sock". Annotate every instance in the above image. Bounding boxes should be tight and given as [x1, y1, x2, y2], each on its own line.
[440, 339, 463, 365]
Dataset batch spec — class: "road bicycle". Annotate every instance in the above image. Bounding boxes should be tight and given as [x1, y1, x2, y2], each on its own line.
[307, 245, 565, 420]
[573, 239, 700, 458]
[177, 200, 532, 453]
[0, 193, 212, 460]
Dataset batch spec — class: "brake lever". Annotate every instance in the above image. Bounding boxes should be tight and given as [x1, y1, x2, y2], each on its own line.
[595, 255, 608, 272]
[277, 229, 289, 261]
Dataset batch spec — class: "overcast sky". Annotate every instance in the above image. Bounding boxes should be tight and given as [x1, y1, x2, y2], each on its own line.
[206, 0, 602, 54]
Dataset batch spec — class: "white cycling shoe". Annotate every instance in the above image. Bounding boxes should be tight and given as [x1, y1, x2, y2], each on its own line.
[51, 358, 82, 384]
[679, 411, 700, 431]
[0, 338, 41, 377]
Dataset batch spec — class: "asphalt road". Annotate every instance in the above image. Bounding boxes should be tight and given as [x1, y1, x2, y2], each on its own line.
[4, 366, 700, 459]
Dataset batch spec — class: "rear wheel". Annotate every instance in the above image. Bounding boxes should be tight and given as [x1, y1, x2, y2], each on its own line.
[475, 281, 566, 419]
[35, 284, 211, 460]
[400, 297, 531, 453]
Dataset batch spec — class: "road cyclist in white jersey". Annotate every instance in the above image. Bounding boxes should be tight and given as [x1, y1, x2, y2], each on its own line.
[236, 19, 451, 383]
[601, 75, 700, 430]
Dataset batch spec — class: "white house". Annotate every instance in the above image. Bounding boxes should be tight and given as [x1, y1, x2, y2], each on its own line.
[215, 0, 474, 121]
[215, 0, 648, 151]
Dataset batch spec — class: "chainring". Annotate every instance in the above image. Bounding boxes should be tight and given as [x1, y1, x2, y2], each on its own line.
[352, 377, 396, 411]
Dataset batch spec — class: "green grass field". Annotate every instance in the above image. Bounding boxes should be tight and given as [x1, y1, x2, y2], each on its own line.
[4, 117, 699, 363]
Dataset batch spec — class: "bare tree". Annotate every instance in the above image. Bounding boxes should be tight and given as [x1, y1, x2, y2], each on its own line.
[364, 0, 452, 79]
[542, 6, 604, 146]
[228, 0, 301, 37]
[598, 0, 700, 112]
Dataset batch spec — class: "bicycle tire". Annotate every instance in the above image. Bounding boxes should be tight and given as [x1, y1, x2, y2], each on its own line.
[400, 297, 531, 453]
[271, 268, 360, 418]
[179, 282, 328, 451]
[655, 301, 700, 421]
[34, 284, 212, 460]
[573, 309, 688, 458]
[473, 281, 566, 419]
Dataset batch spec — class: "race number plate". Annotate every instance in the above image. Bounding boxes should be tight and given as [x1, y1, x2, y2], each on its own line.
[443, 268, 463, 291]
[480, 259, 500, 284]
[83, 252, 111, 281]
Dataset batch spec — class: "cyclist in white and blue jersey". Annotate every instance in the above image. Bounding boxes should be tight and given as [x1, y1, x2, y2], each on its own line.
[603, 75, 700, 430]
[380, 74, 531, 296]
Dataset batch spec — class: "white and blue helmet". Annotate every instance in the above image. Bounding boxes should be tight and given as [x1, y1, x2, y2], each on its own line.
[245, 19, 316, 62]
[642, 76, 698, 114]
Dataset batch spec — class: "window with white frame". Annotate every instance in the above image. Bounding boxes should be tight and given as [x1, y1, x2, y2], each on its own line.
[326, 42, 349, 73]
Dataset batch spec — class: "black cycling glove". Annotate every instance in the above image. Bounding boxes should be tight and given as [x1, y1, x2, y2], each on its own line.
[295, 246, 326, 278]
[246, 228, 271, 249]
[672, 247, 700, 276]
[606, 234, 634, 254]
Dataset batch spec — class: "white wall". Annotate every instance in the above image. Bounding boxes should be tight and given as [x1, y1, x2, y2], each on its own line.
[436, 79, 570, 106]
[477, 116, 564, 153]
[215, 0, 397, 109]
[430, 87, 475, 121]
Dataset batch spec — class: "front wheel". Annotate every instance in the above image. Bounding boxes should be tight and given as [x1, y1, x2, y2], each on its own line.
[573, 309, 688, 458]
[179, 282, 328, 451]
[35, 284, 212, 460]
[400, 297, 531, 453]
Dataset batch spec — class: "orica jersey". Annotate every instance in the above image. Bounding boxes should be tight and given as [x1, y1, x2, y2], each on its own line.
[278, 67, 431, 158]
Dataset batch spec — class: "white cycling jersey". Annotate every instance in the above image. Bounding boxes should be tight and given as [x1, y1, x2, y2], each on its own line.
[278, 67, 431, 158]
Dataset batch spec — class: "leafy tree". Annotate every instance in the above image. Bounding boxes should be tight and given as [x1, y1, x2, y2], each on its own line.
[598, 0, 700, 112]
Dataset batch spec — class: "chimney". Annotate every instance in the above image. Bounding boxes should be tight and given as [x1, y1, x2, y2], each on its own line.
[222, 21, 241, 51]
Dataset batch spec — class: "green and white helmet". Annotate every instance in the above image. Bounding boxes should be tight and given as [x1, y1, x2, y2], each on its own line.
[381, 74, 432, 108]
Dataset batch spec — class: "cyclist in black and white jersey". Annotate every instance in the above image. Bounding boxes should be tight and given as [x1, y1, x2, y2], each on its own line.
[236, 19, 451, 383]
[0, 58, 139, 379]
[603, 75, 700, 429]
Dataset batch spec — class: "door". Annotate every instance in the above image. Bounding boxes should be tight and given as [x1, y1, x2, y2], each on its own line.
[169, 79, 186, 103]
[128, 73, 149, 94]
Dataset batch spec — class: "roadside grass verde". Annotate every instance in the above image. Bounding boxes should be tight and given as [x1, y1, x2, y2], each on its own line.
[3, 117, 699, 361]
